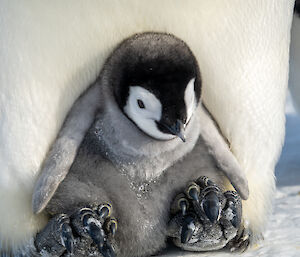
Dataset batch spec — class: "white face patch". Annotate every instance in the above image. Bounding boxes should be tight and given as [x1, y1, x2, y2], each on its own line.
[124, 86, 176, 140]
[184, 78, 196, 125]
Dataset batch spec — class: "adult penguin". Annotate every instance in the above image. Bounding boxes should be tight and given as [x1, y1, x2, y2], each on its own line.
[0, 0, 294, 256]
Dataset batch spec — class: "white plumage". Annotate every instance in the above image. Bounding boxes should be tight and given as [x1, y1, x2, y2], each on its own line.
[0, 0, 294, 254]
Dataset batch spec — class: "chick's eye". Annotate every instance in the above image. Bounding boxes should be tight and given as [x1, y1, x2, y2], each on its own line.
[137, 99, 145, 109]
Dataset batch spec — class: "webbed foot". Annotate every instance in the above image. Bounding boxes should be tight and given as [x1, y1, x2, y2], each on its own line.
[168, 176, 246, 252]
[35, 204, 117, 257]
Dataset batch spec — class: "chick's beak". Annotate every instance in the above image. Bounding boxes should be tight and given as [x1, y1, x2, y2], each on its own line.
[161, 120, 186, 142]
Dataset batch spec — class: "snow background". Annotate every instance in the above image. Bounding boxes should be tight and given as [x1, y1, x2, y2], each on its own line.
[157, 93, 300, 257]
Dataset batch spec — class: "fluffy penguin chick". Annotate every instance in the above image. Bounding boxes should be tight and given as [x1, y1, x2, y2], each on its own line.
[33, 32, 249, 257]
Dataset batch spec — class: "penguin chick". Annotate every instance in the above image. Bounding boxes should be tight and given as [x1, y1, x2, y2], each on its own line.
[33, 32, 249, 257]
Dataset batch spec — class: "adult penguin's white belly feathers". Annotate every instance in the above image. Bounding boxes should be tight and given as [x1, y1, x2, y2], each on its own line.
[0, 0, 294, 254]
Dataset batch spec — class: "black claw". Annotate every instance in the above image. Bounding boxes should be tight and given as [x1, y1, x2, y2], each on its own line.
[61, 223, 74, 254]
[82, 214, 105, 249]
[224, 191, 242, 228]
[187, 182, 200, 202]
[180, 202, 187, 216]
[109, 220, 117, 237]
[110, 223, 116, 237]
[98, 204, 111, 219]
[188, 187, 199, 202]
[196, 176, 214, 189]
[240, 239, 250, 252]
[202, 192, 221, 223]
[100, 241, 116, 257]
[99, 207, 109, 219]
[90, 222, 105, 249]
[181, 215, 196, 244]
[179, 199, 188, 216]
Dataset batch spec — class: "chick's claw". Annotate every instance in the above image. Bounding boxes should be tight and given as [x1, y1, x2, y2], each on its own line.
[60, 217, 74, 254]
[35, 214, 74, 256]
[181, 214, 197, 244]
[35, 203, 117, 257]
[168, 176, 246, 252]
[227, 227, 252, 253]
